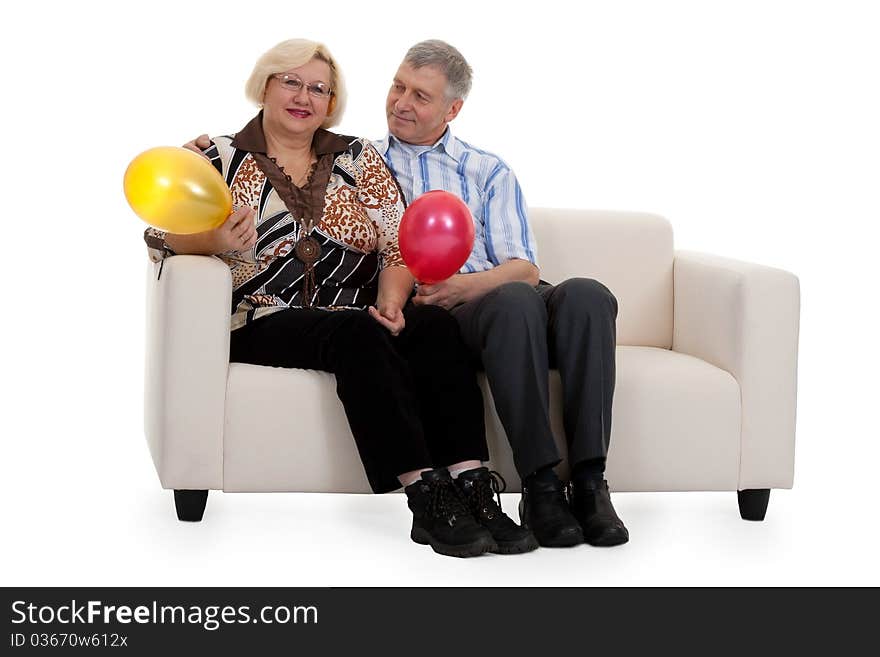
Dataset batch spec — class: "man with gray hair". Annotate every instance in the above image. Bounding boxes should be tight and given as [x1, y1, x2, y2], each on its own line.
[377, 39, 629, 548]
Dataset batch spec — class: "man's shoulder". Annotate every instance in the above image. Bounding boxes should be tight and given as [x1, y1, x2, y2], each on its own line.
[450, 135, 510, 170]
[371, 136, 389, 155]
[450, 135, 516, 184]
[451, 135, 502, 161]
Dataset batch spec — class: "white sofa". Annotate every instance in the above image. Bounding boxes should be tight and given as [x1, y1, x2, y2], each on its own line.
[144, 209, 800, 522]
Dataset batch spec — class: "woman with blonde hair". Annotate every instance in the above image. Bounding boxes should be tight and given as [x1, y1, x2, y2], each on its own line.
[145, 39, 537, 557]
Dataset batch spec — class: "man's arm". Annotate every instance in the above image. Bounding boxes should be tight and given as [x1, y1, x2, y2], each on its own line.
[183, 134, 212, 158]
[414, 160, 540, 310]
[413, 259, 539, 310]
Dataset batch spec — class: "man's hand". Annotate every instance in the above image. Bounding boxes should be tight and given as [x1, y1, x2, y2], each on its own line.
[183, 134, 212, 159]
[369, 303, 405, 336]
[212, 207, 257, 253]
[412, 275, 471, 310]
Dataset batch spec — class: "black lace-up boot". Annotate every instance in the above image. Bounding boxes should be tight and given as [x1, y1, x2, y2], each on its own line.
[456, 467, 539, 554]
[405, 469, 497, 558]
[569, 479, 629, 547]
[519, 477, 584, 547]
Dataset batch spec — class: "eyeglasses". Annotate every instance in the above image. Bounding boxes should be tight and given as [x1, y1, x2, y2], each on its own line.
[272, 73, 333, 99]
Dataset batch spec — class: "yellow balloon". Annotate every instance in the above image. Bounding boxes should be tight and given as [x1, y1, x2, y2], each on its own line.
[123, 146, 232, 234]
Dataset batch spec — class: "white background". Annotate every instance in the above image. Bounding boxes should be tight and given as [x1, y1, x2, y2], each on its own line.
[1, 0, 878, 586]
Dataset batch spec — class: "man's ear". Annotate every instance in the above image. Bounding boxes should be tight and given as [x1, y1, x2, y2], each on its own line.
[444, 98, 464, 123]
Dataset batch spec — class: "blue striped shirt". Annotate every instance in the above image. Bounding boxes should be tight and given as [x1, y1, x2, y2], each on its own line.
[374, 129, 538, 273]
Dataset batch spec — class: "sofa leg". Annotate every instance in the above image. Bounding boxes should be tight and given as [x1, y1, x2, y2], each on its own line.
[737, 489, 770, 521]
[174, 489, 209, 522]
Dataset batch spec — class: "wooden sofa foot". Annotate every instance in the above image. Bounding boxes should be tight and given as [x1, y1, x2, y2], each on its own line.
[174, 489, 208, 522]
[737, 489, 770, 521]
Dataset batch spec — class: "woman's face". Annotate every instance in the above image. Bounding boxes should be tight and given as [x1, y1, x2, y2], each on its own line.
[262, 58, 334, 142]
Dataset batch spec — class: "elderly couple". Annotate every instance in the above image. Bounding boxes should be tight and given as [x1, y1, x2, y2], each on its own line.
[144, 38, 627, 558]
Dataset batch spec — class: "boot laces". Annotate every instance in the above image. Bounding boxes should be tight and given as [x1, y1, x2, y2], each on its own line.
[472, 471, 507, 519]
[427, 477, 470, 527]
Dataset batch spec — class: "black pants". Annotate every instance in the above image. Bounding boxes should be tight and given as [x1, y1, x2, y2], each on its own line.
[451, 278, 618, 478]
[229, 304, 489, 493]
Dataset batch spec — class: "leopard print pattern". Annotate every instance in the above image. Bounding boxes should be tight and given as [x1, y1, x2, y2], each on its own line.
[320, 175, 374, 253]
[318, 140, 405, 268]
[230, 155, 264, 212]
[244, 293, 282, 307]
[357, 144, 401, 210]
[356, 144, 404, 267]
[226, 260, 258, 290]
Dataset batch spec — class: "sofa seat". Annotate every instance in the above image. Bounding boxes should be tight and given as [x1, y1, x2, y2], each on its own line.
[221, 346, 740, 494]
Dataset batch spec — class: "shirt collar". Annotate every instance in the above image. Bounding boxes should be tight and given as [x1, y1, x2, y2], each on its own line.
[231, 111, 352, 155]
[381, 127, 462, 163]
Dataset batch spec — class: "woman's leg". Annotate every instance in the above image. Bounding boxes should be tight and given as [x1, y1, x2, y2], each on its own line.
[395, 304, 539, 554]
[231, 308, 497, 557]
[230, 308, 432, 493]
[394, 304, 490, 468]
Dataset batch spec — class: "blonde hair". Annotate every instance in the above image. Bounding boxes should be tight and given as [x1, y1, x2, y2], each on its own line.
[244, 38, 347, 128]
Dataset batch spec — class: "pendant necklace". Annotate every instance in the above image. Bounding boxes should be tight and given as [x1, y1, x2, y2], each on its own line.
[269, 151, 322, 306]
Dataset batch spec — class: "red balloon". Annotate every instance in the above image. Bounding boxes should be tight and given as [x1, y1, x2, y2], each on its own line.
[399, 190, 475, 284]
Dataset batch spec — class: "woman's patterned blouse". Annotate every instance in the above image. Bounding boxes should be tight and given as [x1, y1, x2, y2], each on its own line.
[145, 113, 407, 330]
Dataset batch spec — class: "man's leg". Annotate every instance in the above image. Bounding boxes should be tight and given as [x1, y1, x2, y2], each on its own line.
[540, 278, 629, 546]
[539, 278, 617, 466]
[452, 282, 582, 547]
[451, 282, 559, 477]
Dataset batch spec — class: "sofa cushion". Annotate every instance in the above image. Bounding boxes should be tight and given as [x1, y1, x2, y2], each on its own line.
[484, 346, 741, 492]
[222, 345, 740, 493]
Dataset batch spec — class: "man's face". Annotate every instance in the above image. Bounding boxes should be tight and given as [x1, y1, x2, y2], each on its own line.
[386, 63, 463, 145]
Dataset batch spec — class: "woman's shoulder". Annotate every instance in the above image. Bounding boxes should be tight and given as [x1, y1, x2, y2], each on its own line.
[209, 134, 236, 156]
[196, 134, 235, 164]
[327, 134, 385, 169]
[316, 131, 365, 157]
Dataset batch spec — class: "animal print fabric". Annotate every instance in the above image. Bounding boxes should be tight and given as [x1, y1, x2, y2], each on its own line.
[145, 129, 407, 331]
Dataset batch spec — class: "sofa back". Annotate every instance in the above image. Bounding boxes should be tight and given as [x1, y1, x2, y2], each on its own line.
[530, 209, 674, 348]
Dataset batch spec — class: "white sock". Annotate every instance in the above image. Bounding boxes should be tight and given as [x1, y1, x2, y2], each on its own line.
[449, 466, 479, 479]
[400, 469, 430, 487]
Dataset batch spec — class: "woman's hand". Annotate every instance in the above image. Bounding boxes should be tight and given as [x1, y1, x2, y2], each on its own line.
[163, 206, 256, 256]
[211, 207, 257, 253]
[368, 303, 405, 336]
[371, 266, 414, 336]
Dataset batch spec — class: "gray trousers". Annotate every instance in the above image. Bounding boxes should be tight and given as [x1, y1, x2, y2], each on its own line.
[451, 278, 618, 478]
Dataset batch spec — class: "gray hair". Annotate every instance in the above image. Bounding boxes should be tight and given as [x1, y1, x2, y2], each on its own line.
[403, 39, 473, 100]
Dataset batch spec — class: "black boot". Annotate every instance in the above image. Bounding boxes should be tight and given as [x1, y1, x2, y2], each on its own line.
[456, 468, 539, 554]
[405, 469, 497, 558]
[519, 477, 584, 547]
[569, 479, 629, 547]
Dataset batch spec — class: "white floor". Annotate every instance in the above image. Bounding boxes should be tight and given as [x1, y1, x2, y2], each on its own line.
[5, 284, 878, 587]
[5, 456, 877, 587]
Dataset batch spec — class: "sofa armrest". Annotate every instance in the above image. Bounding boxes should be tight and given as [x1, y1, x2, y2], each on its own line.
[672, 250, 800, 489]
[144, 255, 232, 490]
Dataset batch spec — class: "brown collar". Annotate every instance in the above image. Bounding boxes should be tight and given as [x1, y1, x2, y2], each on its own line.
[231, 112, 352, 155]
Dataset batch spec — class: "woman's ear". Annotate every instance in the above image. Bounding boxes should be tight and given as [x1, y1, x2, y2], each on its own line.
[327, 95, 337, 115]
